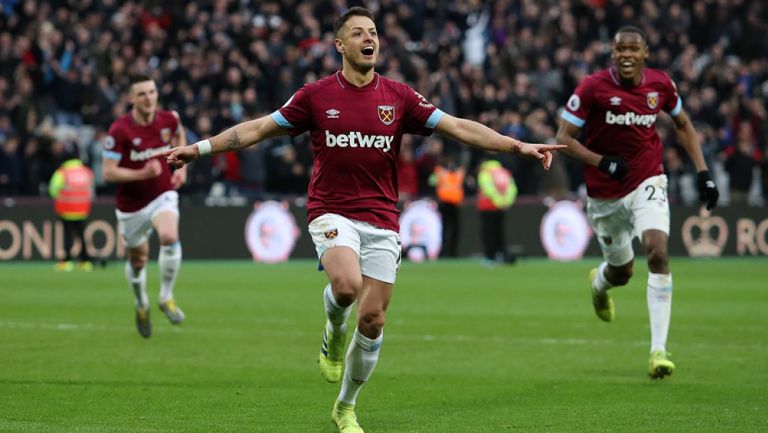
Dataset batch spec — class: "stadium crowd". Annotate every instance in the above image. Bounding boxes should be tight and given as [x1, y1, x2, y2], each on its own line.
[1, 0, 767, 205]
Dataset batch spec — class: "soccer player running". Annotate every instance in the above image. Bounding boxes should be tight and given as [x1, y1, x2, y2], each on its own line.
[103, 75, 188, 338]
[556, 26, 719, 379]
[162, 7, 564, 433]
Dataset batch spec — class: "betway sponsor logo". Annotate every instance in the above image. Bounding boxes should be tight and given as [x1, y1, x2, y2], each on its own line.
[605, 111, 657, 128]
[325, 130, 394, 153]
[130, 144, 171, 161]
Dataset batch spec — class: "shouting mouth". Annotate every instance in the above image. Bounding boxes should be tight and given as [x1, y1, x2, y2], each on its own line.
[619, 60, 635, 74]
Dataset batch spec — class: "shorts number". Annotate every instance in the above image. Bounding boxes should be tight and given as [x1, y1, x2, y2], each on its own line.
[645, 185, 667, 202]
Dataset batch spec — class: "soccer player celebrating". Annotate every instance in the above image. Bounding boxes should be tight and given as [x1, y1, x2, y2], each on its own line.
[103, 75, 188, 338]
[556, 26, 719, 379]
[163, 7, 564, 432]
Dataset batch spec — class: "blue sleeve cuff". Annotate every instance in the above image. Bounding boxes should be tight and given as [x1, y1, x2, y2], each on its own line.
[560, 111, 585, 128]
[425, 109, 445, 129]
[103, 151, 122, 160]
[669, 96, 682, 116]
[271, 111, 293, 129]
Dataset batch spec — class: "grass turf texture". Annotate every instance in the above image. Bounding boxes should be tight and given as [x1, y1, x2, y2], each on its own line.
[1, 259, 766, 433]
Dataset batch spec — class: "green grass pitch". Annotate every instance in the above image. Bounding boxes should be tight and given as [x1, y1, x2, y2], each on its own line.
[1, 258, 766, 432]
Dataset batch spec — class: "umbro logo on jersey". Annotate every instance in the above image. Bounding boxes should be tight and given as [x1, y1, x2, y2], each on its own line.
[132, 138, 142, 146]
[610, 96, 622, 106]
[326, 109, 340, 119]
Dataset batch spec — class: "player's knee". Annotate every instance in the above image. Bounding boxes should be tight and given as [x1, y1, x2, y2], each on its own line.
[129, 256, 147, 270]
[607, 266, 632, 286]
[330, 276, 362, 307]
[646, 247, 669, 271]
[358, 310, 385, 336]
[157, 232, 178, 246]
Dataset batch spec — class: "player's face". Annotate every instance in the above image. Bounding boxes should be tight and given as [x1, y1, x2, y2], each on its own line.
[129, 80, 158, 117]
[335, 15, 379, 71]
[611, 32, 648, 83]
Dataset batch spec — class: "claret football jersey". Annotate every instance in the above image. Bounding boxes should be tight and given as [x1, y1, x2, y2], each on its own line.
[561, 67, 682, 198]
[272, 71, 444, 231]
[104, 110, 180, 212]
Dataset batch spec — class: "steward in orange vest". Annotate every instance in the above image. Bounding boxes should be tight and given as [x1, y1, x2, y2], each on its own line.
[49, 159, 95, 270]
[434, 164, 465, 205]
[430, 158, 466, 257]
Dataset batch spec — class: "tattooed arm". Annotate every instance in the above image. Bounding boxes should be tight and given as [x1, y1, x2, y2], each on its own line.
[162, 115, 288, 168]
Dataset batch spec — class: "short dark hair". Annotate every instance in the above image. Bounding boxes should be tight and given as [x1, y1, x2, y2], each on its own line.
[333, 6, 375, 37]
[129, 74, 153, 87]
[615, 25, 647, 43]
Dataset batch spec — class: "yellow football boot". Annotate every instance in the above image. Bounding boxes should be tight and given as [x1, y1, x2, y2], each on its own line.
[589, 268, 615, 322]
[648, 350, 675, 379]
[318, 324, 347, 383]
[331, 400, 364, 433]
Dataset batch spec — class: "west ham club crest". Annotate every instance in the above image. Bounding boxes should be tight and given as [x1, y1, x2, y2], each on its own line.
[377, 105, 395, 125]
[646, 92, 659, 109]
[160, 128, 172, 143]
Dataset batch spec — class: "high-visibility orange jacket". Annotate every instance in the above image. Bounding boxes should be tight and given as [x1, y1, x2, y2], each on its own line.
[434, 166, 465, 205]
[49, 159, 94, 220]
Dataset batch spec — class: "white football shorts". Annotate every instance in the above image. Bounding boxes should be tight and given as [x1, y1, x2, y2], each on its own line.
[116, 190, 179, 248]
[586, 174, 670, 266]
[308, 213, 401, 284]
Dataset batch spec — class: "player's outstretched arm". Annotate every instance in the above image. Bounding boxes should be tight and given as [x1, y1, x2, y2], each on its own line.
[161, 115, 288, 169]
[670, 110, 708, 173]
[102, 158, 162, 183]
[671, 110, 719, 209]
[434, 113, 565, 170]
[556, 118, 628, 180]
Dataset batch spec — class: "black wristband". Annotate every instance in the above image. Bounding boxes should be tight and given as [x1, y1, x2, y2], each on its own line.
[598, 156, 628, 180]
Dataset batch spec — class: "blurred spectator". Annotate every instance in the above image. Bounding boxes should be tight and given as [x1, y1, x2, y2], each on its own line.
[266, 143, 308, 195]
[665, 142, 701, 205]
[415, 136, 443, 195]
[477, 159, 517, 264]
[238, 140, 268, 199]
[51, 54, 86, 126]
[0, 134, 22, 195]
[397, 136, 418, 202]
[762, 153, 768, 202]
[724, 123, 761, 205]
[537, 152, 571, 200]
[20, 135, 43, 194]
[430, 153, 465, 258]
[212, 151, 242, 197]
[0, 0, 765, 206]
